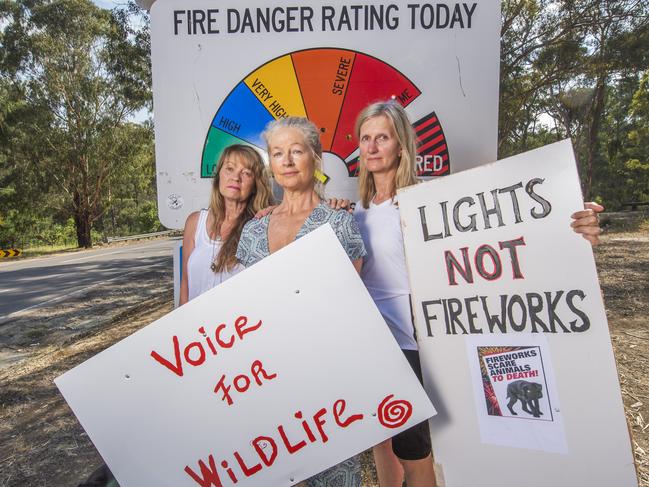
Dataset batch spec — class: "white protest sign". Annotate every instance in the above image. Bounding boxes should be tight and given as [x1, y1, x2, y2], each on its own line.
[397, 140, 637, 486]
[55, 225, 436, 487]
[150, 0, 501, 228]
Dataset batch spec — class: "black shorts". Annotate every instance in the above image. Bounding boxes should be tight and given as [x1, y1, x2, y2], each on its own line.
[391, 349, 432, 461]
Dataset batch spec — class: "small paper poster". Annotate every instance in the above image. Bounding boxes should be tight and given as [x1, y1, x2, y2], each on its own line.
[465, 334, 567, 454]
[479, 346, 551, 421]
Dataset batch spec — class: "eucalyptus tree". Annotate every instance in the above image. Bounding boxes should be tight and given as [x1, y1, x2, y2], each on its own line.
[0, 0, 151, 247]
[499, 0, 649, 201]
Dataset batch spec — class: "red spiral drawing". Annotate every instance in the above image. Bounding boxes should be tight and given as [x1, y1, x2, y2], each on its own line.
[377, 394, 413, 429]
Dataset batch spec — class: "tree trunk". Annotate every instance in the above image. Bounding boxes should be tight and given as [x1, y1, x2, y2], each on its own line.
[108, 179, 116, 236]
[73, 191, 93, 248]
[584, 74, 607, 200]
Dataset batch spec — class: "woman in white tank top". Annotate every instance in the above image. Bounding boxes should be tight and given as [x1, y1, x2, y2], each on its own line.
[352, 100, 604, 487]
[179, 145, 273, 305]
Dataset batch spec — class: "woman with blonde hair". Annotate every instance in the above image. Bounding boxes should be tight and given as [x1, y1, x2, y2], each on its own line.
[352, 100, 438, 487]
[179, 144, 273, 305]
[352, 100, 603, 487]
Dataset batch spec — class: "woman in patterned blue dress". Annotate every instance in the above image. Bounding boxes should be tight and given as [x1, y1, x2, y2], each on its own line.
[237, 117, 366, 487]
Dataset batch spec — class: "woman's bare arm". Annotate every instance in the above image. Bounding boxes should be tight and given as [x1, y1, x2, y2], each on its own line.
[179, 211, 199, 306]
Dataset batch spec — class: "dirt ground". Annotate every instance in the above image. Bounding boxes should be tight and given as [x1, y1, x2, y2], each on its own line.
[0, 228, 648, 487]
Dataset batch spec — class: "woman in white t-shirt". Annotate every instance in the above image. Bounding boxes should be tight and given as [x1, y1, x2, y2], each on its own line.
[352, 100, 603, 487]
[179, 144, 273, 305]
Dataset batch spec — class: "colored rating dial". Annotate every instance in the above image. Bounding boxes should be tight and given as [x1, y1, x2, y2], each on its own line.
[0, 248, 21, 258]
[201, 47, 450, 179]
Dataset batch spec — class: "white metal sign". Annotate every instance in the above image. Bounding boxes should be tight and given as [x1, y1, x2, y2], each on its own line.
[55, 225, 436, 486]
[397, 140, 636, 486]
[150, 0, 501, 228]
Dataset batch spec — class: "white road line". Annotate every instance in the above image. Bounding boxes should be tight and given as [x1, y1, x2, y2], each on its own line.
[61, 242, 174, 264]
[0, 239, 176, 269]
[61, 249, 131, 264]
[15, 272, 68, 283]
[0, 263, 168, 324]
[0, 249, 97, 269]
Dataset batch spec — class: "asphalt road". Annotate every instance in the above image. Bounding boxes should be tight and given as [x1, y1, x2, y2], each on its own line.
[0, 238, 178, 320]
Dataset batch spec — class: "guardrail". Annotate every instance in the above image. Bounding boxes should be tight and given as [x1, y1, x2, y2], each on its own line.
[620, 201, 649, 211]
[106, 230, 180, 243]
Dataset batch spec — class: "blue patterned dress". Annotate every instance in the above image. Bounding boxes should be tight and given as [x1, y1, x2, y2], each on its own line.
[237, 202, 366, 266]
[237, 202, 366, 487]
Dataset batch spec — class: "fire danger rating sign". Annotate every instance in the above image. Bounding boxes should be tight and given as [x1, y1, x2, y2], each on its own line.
[150, 0, 501, 229]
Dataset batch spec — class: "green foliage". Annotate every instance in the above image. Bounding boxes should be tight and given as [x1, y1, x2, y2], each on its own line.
[602, 70, 649, 206]
[500, 0, 649, 207]
[0, 0, 157, 249]
[2, 0, 648, 249]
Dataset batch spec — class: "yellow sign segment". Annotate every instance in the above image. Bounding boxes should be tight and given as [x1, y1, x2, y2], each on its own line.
[0, 249, 21, 258]
[244, 55, 307, 119]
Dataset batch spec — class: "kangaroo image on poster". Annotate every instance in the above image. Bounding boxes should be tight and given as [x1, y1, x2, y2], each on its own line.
[478, 346, 553, 421]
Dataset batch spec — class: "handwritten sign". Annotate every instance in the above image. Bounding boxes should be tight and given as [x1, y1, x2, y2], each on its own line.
[398, 140, 636, 486]
[55, 225, 436, 486]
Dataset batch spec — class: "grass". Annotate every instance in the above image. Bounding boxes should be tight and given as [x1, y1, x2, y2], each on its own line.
[4, 232, 178, 261]
[640, 219, 649, 233]
[12, 243, 80, 259]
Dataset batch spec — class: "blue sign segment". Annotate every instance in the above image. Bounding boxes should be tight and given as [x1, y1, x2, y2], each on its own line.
[211, 82, 274, 147]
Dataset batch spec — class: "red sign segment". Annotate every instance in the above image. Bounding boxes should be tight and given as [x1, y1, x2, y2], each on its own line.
[292, 49, 357, 151]
[331, 53, 421, 159]
[415, 114, 439, 134]
[413, 111, 450, 177]
[346, 159, 359, 176]
[420, 134, 446, 153]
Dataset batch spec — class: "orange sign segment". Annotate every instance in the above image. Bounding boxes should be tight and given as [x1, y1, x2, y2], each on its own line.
[292, 49, 356, 151]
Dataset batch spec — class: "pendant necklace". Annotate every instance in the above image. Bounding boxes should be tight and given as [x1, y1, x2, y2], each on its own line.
[210, 220, 220, 273]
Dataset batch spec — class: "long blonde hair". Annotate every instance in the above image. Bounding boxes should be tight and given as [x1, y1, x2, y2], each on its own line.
[355, 101, 418, 208]
[209, 145, 273, 272]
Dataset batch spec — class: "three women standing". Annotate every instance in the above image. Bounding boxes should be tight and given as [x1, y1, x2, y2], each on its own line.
[182, 105, 602, 487]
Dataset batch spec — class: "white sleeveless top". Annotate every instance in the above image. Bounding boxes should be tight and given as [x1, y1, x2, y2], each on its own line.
[354, 198, 418, 350]
[187, 209, 244, 301]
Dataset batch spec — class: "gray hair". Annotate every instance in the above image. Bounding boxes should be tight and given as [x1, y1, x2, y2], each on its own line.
[262, 117, 323, 159]
[262, 117, 325, 196]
